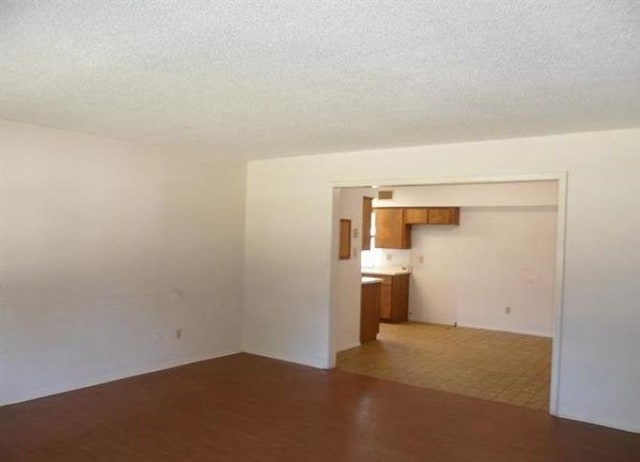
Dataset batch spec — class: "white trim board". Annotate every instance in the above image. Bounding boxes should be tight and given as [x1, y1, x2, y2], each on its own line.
[243, 348, 329, 370]
[336, 341, 362, 353]
[453, 322, 553, 339]
[555, 411, 640, 435]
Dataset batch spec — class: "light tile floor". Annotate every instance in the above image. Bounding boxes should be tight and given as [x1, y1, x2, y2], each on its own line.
[336, 322, 552, 410]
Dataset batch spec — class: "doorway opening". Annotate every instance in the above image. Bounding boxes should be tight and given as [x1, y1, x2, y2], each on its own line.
[329, 174, 566, 414]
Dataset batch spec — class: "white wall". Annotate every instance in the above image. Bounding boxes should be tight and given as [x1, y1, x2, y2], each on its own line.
[455, 207, 557, 335]
[407, 225, 458, 325]
[243, 129, 640, 432]
[0, 121, 246, 405]
[408, 207, 557, 336]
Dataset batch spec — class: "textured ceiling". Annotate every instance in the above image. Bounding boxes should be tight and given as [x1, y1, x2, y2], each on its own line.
[1, 0, 639, 159]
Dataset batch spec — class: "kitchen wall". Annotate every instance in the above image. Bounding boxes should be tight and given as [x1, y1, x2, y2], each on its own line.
[409, 206, 557, 336]
[369, 182, 558, 336]
[0, 120, 246, 405]
[243, 128, 640, 432]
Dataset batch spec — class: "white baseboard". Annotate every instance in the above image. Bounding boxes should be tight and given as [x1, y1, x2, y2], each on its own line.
[243, 347, 328, 369]
[556, 410, 640, 434]
[336, 341, 361, 353]
[455, 322, 552, 338]
[2, 349, 241, 406]
[405, 317, 552, 338]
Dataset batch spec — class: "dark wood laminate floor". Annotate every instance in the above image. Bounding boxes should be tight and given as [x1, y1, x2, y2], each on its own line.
[1, 353, 638, 462]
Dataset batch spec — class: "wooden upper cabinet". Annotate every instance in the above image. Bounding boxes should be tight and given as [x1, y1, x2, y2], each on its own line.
[362, 197, 373, 250]
[404, 208, 428, 224]
[428, 207, 460, 225]
[373, 207, 460, 249]
[375, 208, 411, 249]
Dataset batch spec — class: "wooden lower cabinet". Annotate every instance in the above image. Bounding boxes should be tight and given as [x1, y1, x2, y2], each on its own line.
[360, 282, 381, 343]
[379, 282, 392, 319]
[362, 273, 410, 323]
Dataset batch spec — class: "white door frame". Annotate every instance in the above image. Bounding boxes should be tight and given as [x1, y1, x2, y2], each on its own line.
[328, 172, 567, 416]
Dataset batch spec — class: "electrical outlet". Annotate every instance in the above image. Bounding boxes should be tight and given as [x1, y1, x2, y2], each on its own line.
[505, 306, 511, 314]
[176, 328, 182, 339]
[418, 255, 424, 264]
[353, 228, 359, 239]
[386, 253, 393, 261]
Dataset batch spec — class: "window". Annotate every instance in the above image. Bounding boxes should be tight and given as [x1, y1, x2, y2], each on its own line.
[361, 210, 375, 267]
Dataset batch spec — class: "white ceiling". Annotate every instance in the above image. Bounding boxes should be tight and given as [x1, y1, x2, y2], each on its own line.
[1, 0, 639, 160]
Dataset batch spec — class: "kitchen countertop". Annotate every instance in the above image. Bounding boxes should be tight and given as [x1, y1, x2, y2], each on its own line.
[361, 266, 412, 276]
[361, 276, 384, 285]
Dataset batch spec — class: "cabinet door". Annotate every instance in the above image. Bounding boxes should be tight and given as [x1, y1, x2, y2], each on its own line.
[428, 207, 460, 225]
[404, 208, 428, 224]
[360, 283, 380, 343]
[379, 283, 392, 320]
[375, 208, 410, 248]
[390, 273, 410, 323]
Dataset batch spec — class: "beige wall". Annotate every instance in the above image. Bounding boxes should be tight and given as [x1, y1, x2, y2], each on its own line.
[244, 128, 640, 432]
[0, 121, 247, 404]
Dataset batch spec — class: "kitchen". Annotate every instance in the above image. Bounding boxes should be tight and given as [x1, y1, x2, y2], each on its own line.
[333, 180, 559, 409]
